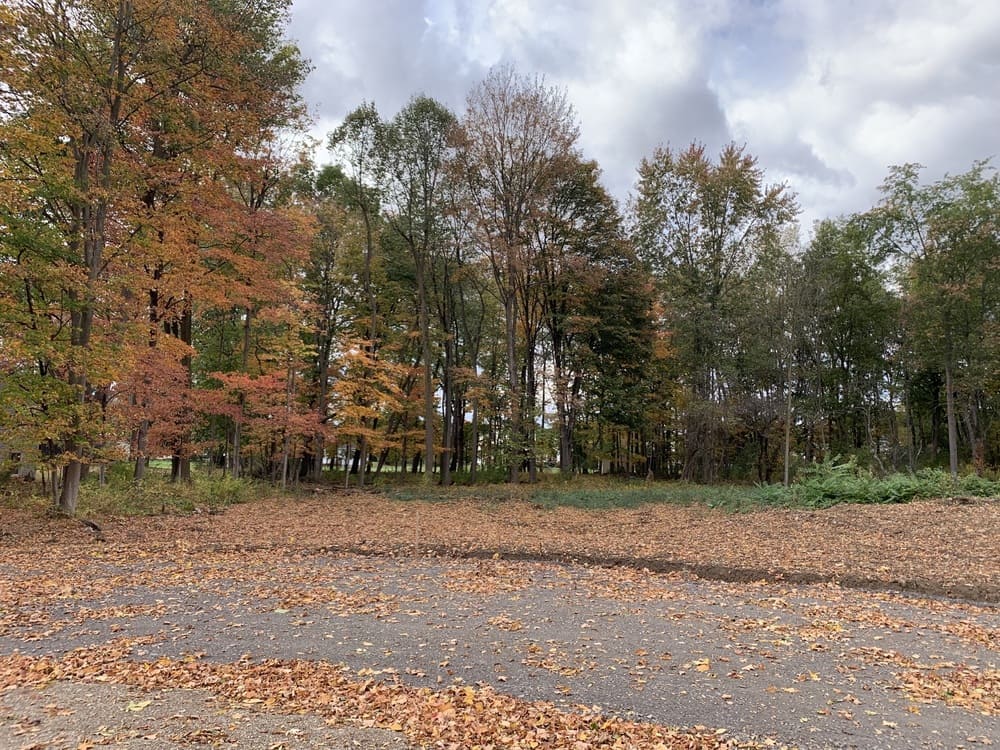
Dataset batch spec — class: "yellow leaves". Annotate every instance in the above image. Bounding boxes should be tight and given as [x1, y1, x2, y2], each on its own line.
[125, 699, 152, 711]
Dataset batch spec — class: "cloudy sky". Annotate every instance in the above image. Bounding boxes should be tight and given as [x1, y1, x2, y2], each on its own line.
[287, 0, 999, 233]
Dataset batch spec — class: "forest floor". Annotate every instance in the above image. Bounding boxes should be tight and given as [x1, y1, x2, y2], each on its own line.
[0, 490, 997, 748]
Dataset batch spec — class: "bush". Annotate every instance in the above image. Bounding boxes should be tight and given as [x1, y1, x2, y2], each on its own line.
[957, 472, 1000, 497]
[748, 482, 793, 507]
[76, 462, 260, 516]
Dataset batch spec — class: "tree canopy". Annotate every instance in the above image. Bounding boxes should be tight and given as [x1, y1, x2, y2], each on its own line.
[2, 8, 999, 512]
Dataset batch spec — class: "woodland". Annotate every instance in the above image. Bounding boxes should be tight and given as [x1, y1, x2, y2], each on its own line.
[2, 0, 999, 518]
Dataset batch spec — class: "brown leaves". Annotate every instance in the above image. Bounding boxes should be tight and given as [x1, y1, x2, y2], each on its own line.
[899, 666, 1000, 716]
[4, 492, 998, 607]
[10, 491, 997, 607]
[2, 492, 995, 749]
[0, 647, 749, 749]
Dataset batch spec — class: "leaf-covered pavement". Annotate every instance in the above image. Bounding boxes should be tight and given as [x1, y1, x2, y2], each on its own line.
[1, 492, 998, 748]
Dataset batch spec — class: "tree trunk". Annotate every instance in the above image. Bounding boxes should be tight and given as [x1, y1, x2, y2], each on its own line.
[961, 393, 985, 476]
[504, 294, 521, 483]
[358, 437, 368, 488]
[525, 345, 538, 483]
[171, 301, 194, 483]
[440, 340, 454, 486]
[58, 457, 82, 516]
[903, 379, 916, 473]
[170, 455, 190, 483]
[944, 361, 959, 483]
[313, 336, 331, 481]
[232, 307, 253, 479]
[783, 359, 793, 487]
[469, 397, 480, 482]
[134, 420, 149, 481]
[417, 267, 435, 481]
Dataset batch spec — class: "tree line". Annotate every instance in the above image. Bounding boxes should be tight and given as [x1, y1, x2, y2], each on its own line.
[2, 1, 998, 515]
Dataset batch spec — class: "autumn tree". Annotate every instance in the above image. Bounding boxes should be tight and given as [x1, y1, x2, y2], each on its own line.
[0, 0, 308, 512]
[452, 65, 580, 482]
[525, 157, 634, 473]
[632, 143, 798, 482]
[324, 103, 391, 485]
[379, 96, 457, 480]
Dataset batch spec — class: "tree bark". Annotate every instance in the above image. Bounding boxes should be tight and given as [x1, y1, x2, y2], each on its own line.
[944, 361, 959, 483]
[504, 293, 521, 483]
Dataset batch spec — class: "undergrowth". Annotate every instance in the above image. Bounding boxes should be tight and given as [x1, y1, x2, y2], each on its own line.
[2, 462, 261, 516]
[383, 458, 1000, 513]
[84, 466, 261, 515]
[6, 457, 997, 517]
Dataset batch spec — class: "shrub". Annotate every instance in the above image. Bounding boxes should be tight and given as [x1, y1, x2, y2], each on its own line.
[957, 473, 1000, 497]
[74, 462, 260, 516]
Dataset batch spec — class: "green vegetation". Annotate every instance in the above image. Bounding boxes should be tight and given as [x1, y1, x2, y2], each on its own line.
[5, 458, 996, 518]
[2, 465, 261, 517]
[381, 461, 1000, 513]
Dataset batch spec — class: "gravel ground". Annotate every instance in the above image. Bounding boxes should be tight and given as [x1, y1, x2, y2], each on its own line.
[2, 552, 997, 749]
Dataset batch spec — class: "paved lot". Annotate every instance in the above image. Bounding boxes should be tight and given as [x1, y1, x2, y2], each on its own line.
[2, 551, 998, 748]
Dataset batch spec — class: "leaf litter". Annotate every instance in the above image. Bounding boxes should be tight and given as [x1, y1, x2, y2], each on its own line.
[1, 491, 998, 747]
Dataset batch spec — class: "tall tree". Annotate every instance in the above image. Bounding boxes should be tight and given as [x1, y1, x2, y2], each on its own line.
[528, 157, 629, 473]
[327, 103, 385, 486]
[0, 0, 308, 512]
[794, 220, 900, 470]
[452, 65, 580, 482]
[876, 162, 1000, 478]
[380, 96, 457, 481]
[632, 143, 798, 482]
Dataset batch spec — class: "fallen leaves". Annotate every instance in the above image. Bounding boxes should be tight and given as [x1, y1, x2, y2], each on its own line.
[850, 646, 999, 716]
[899, 666, 1000, 716]
[2, 491, 997, 749]
[3, 492, 998, 600]
[0, 646, 754, 749]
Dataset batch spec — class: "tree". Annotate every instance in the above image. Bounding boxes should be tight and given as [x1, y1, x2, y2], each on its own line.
[794, 220, 900, 470]
[0, 0, 308, 512]
[632, 143, 798, 481]
[876, 162, 1000, 478]
[528, 157, 633, 473]
[326, 103, 386, 486]
[451, 65, 580, 482]
[380, 96, 457, 481]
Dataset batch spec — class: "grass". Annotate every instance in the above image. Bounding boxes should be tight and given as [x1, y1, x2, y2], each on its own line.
[5, 457, 998, 518]
[531, 481, 753, 511]
[2, 462, 262, 517]
[382, 459, 1000, 513]
[381, 475, 760, 512]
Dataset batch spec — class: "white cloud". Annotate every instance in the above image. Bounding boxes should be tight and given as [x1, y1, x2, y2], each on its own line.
[720, 0, 1000, 230]
[287, 0, 1000, 233]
